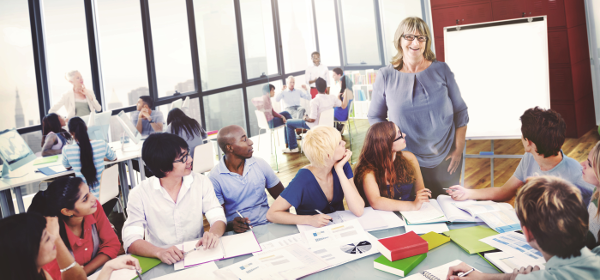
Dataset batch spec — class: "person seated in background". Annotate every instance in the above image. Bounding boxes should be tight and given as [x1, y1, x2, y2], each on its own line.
[41, 113, 72, 156]
[251, 84, 293, 146]
[448, 107, 595, 206]
[122, 133, 226, 265]
[274, 75, 311, 119]
[48, 70, 102, 119]
[354, 121, 430, 211]
[331, 67, 354, 134]
[62, 117, 118, 214]
[0, 213, 140, 280]
[28, 177, 121, 276]
[447, 176, 600, 280]
[131, 95, 164, 136]
[166, 108, 207, 159]
[209, 125, 285, 233]
[267, 126, 364, 227]
[580, 141, 600, 248]
[282, 77, 351, 154]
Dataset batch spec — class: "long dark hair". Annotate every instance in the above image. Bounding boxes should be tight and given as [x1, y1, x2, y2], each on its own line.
[28, 177, 84, 253]
[167, 108, 206, 140]
[333, 68, 346, 101]
[41, 113, 71, 147]
[68, 117, 98, 187]
[0, 213, 48, 280]
[354, 122, 415, 204]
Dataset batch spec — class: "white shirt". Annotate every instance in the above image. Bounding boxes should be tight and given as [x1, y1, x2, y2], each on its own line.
[48, 89, 102, 119]
[305, 64, 329, 87]
[307, 93, 342, 128]
[122, 172, 226, 253]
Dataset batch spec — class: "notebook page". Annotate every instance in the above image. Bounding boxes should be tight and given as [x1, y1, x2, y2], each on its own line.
[221, 231, 262, 258]
[437, 195, 483, 222]
[403, 259, 464, 280]
[183, 240, 224, 267]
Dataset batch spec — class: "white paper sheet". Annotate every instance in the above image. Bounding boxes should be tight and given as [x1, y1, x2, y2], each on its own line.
[483, 251, 546, 273]
[152, 262, 219, 280]
[296, 207, 405, 233]
[403, 259, 463, 280]
[303, 219, 367, 249]
[180, 231, 262, 268]
[479, 231, 546, 266]
[436, 195, 483, 222]
[49, 165, 68, 173]
[254, 233, 308, 255]
[87, 267, 137, 280]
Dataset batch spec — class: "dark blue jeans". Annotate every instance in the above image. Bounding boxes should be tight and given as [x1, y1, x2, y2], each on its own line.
[269, 111, 292, 146]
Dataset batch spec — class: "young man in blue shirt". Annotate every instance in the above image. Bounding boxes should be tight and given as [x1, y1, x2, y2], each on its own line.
[208, 125, 285, 233]
[447, 176, 600, 280]
[448, 107, 594, 206]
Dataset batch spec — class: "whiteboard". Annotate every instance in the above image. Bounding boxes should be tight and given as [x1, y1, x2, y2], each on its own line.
[444, 17, 550, 139]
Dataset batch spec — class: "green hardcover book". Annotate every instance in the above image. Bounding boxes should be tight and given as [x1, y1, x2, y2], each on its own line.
[131, 255, 162, 279]
[374, 253, 427, 277]
[443, 225, 498, 254]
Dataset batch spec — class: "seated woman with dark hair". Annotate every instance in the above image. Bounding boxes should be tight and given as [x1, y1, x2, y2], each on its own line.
[354, 121, 431, 211]
[166, 108, 207, 159]
[28, 177, 121, 276]
[267, 126, 364, 227]
[41, 113, 72, 156]
[62, 117, 117, 206]
[0, 213, 139, 280]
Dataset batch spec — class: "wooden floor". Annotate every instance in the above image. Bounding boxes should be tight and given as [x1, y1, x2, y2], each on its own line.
[252, 119, 600, 206]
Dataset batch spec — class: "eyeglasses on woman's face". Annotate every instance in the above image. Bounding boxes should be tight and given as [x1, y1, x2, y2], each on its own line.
[394, 133, 404, 142]
[402, 34, 428, 42]
[173, 150, 190, 164]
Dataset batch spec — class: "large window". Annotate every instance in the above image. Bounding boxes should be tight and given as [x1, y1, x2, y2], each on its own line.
[278, 0, 316, 73]
[0, 0, 40, 130]
[203, 90, 245, 132]
[194, 0, 242, 91]
[313, 0, 341, 67]
[340, 0, 381, 65]
[379, 0, 423, 64]
[96, 0, 149, 110]
[148, 0, 195, 97]
[43, 0, 93, 116]
[240, 0, 278, 79]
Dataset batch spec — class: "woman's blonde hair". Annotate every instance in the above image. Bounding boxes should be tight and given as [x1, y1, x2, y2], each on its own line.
[590, 141, 600, 217]
[65, 70, 80, 82]
[391, 17, 436, 70]
[303, 126, 342, 168]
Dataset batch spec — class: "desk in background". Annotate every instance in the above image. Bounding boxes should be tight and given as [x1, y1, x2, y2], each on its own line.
[138, 218, 499, 279]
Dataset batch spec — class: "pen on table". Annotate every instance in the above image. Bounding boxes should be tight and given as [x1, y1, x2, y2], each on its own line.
[136, 269, 144, 280]
[235, 210, 253, 229]
[315, 209, 333, 223]
[458, 268, 475, 277]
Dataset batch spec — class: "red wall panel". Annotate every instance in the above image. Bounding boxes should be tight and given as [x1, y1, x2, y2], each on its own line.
[572, 59, 593, 102]
[549, 67, 574, 102]
[432, 6, 462, 38]
[567, 24, 591, 65]
[575, 94, 596, 136]
[547, 30, 570, 65]
[564, 0, 586, 28]
[492, 0, 527, 21]
[462, 2, 494, 24]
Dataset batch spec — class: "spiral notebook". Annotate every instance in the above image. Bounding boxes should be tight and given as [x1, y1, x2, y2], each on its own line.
[403, 260, 463, 280]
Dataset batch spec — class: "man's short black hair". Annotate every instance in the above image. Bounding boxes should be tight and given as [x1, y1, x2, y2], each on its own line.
[139, 95, 154, 108]
[269, 84, 275, 91]
[315, 77, 327, 93]
[142, 133, 189, 178]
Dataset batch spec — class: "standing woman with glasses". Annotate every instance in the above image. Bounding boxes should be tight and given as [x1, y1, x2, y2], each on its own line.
[41, 113, 72, 156]
[354, 121, 430, 211]
[62, 117, 117, 214]
[368, 17, 469, 198]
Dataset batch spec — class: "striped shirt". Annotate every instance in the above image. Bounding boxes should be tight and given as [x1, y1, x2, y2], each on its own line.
[62, 140, 117, 198]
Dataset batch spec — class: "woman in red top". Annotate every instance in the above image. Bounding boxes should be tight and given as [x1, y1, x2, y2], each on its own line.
[29, 177, 121, 276]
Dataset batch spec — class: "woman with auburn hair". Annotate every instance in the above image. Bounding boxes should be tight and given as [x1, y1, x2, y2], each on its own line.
[581, 141, 600, 247]
[354, 121, 431, 211]
[368, 17, 468, 198]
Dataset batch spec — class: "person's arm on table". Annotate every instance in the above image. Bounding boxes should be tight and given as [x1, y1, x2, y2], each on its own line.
[95, 256, 141, 280]
[266, 196, 332, 228]
[447, 261, 538, 280]
[198, 176, 227, 248]
[335, 153, 364, 216]
[448, 176, 524, 201]
[367, 69, 388, 124]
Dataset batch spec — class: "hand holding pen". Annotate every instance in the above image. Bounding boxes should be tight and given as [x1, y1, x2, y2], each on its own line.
[308, 209, 333, 228]
[233, 210, 252, 233]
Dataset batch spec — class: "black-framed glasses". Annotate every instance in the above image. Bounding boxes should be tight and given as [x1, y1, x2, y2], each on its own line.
[394, 133, 404, 142]
[402, 34, 428, 42]
[173, 151, 190, 164]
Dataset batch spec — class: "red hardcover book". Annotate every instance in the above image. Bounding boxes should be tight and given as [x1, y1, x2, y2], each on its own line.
[375, 231, 428, 261]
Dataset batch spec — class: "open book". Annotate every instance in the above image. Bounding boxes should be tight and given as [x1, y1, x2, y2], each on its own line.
[400, 200, 447, 224]
[452, 200, 521, 233]
[180, 231, 261, 268]
[296, 207, 405, 233]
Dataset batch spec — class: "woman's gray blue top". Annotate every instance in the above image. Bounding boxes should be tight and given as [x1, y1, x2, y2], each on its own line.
[368, 61, 469, 168]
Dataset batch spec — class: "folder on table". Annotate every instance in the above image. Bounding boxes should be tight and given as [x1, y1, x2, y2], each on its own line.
[443, 225, 498, 254]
